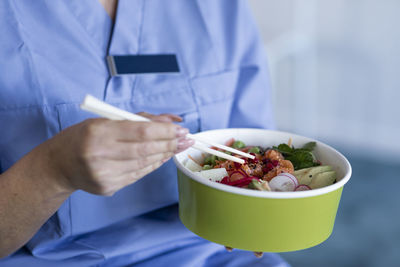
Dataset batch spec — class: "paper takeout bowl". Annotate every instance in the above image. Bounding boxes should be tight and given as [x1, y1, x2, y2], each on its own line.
[173, 128, 352, 252]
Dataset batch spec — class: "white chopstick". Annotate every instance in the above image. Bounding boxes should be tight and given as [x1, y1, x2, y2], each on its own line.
[80, 95, 149, 122]
[186, 134, 254, 159]
[80, 95, 246, 164]
[191, 143, 245, 164]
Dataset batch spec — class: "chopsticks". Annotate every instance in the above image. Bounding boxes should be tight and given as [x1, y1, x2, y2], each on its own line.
[186, 134, 254, 160]
[80, 95, 252, 164]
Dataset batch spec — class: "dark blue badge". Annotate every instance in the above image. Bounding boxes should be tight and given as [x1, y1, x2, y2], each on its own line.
[107, 54, 180, 76]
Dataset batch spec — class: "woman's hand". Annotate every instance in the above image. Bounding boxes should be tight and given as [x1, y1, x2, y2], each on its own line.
[43, 114, 193, 196]
[0, 113, 193, 257]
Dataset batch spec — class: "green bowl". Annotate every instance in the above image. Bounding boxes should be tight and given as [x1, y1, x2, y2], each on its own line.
[173, 129, 352, 252]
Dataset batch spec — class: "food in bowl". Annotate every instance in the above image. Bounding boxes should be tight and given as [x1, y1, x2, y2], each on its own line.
[184, 138, 337, 192]
[174, 128, 352, 252]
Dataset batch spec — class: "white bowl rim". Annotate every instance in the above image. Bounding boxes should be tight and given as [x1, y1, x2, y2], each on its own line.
[173, 128, 352, 199]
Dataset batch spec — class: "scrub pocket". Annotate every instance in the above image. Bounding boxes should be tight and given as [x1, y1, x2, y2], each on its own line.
[132, 73, 197, 116]
[190, 69, 240, 130]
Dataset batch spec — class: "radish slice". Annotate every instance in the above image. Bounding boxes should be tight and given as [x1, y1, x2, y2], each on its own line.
[278, 173, 299, 187]
[269, 173, 298, 192]
[295, 184, 311, 191]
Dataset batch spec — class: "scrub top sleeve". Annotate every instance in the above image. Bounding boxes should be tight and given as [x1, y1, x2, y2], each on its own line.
[226, 1, 276, 130]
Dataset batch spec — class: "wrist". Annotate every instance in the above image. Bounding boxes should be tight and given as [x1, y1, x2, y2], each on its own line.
[26, 143, 76, 198]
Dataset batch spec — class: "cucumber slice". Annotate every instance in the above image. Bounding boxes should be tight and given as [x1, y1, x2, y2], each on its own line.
[185, 158, 203, 172]
[294, 166, 333, 185]
[293, 165, 332, 177]
[309, 171, 337, 189]
[197, 168, 228, 182]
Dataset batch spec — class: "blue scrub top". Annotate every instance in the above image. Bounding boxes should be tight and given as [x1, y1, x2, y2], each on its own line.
[0, 0, 288, 266]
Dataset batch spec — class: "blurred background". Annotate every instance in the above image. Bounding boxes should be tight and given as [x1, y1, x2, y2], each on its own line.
[248, 0, 400, 266]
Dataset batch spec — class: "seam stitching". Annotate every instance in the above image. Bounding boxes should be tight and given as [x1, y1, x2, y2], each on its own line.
[8, 1, 44, 104]
[189, 64, 258, 80]
[130, 0, 147, 101]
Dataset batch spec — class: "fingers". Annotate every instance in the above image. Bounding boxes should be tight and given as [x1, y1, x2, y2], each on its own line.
[105, 120, 187, 142]
[159, 113, 183, 122]
[137, 112, 183, 122]
[93, 152, 174, 178]
[137, 112, 155, 120]
[100, 138, 194, 160]
[106, 140, 177, 160]
[175, 138, 195, 154]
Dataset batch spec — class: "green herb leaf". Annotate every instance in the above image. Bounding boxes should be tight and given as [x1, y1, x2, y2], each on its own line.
[287, 151, 315, 170]
[204, 155, 217, 166]
[302, 142, 317, 151]
[248, 146, 261, 154]
[272, 144, 293, 155]
[232, 140, 246, 149]
[202, 164, 213, 170]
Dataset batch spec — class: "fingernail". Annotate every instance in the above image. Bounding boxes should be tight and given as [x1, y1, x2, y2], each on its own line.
[176, 138, 195, 153]
[176, 127, 189, 138]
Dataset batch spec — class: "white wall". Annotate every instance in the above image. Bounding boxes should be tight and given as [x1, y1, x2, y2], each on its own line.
[248, 0, 400, 163]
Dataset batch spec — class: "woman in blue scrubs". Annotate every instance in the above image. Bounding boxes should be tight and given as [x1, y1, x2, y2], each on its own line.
[0, 0, 290, 266]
